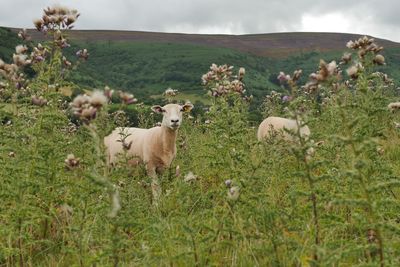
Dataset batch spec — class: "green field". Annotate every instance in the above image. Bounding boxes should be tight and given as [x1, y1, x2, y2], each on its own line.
[1, 18, 400, 266]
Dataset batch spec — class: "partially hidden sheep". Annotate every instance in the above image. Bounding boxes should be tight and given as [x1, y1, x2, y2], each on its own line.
[257, 116, 310, 142]
[104, 103, 193, 204]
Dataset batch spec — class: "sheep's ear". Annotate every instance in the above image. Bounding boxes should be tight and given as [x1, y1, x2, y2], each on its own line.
[151, 105, 164, 113]
[181, 103, 194, 113]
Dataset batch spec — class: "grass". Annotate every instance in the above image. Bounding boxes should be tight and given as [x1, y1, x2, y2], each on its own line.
[1, 9, 400, 266]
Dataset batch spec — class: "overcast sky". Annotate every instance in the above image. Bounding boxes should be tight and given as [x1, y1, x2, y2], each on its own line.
[1, 0, 400, 42]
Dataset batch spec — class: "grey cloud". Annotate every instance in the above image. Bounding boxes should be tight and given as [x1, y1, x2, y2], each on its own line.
[0, 0, 399, 42]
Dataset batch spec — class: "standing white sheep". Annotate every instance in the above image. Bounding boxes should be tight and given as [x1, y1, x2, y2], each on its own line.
[104, 103, 194, 204]
[257, 116, 310, 141]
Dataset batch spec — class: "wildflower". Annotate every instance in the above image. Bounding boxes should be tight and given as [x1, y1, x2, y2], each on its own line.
[57, 38, 70, 49]
[225, 179, 232, 188]
[17, 29, 31, 41]
[376, 147, 385, 155]
[341, 52, 352, 64]
[238, 67, 245, 80]
[282, 95, 292, 102]
[71, 94, 90, 111]
[13, 54, 31, 66]
[89, 90, 108, 108]
[164, 88, 178, 97]
[104, 86, 114, 99]
[119, 91, 137, 104]
[292, 69, 302, 81]
[80, 106, 97, 121]
[388, 102, 400, 112]
[15, 45, 28, 54]
[76, 49, 89, 60]
[65, 153, 80, 169]
[346, 40, 355, 49]
[62, 56, 72, 67]
[277, 71, 290, 83]
[373, 54, 385, 65]
[33, 19, 44, 31]
[184, 171, 197, 182]
[71, 93, 104, 123]
[175, 165, 181, 177]
[31, 95, 47, 107]
[227, 186, 240, 201]
[346, 65, 359, 79]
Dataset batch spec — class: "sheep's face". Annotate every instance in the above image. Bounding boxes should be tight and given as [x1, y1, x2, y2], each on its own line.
[152, 103, 194, 130]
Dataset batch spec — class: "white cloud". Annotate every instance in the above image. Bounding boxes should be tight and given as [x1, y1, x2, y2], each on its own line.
[300, 13, 352, 33]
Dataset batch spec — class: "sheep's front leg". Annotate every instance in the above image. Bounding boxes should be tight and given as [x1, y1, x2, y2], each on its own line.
[147, 164, 161, 206]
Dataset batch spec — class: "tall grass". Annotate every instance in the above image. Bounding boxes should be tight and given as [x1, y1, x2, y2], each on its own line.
[0, 5, 399, 267]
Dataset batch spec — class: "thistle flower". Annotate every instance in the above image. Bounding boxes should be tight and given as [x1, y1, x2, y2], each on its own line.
[18, 29, 31, 41]
[89, 90, 108, 108]
[76, 49, 89, 60]
[65, 153, 80, 169]
[119, 91, 137, 104]
[164, 87, 178, 97]
[80, 107, 97, 121]
[227, 186, 240, 201]
[373, 54, 385, 65]
[346, 65, 359, 79]
[238, 67, 245, 80]
[202, 64, 246, 97]
[388, 102, 400, 112]
[62, 56, 72, 67]
[15, 45, 28, 55]
[292, 69, 302, 82]
[341, 52, 352, 64]
[33, 19, 44, 31]
[31, 95, 47, 107]
[282, 95, 292, 102]
[104, 86, 114, 99]
[71, 94, 90, 109]
[70, 93, 103, 123]
[13, 54, 31, 67]
[57, 38, 70, 49]
[277, 71, 290, 83]
[225, 179, 232, 188]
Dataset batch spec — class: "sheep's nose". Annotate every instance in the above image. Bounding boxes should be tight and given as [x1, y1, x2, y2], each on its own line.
[171, 119, 179, 123]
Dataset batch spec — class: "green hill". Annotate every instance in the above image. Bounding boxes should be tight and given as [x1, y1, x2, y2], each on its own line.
[2, 27, 400, 120]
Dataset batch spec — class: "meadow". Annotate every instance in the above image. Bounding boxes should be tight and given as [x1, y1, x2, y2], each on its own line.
[1, 5, 400, 267]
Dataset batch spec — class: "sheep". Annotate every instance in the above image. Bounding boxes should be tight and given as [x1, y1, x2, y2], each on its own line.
[104, 103, 193, 204]
[257, 116, 310, 142]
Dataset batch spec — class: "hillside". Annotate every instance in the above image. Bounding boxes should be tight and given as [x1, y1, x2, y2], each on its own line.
[2, 27, 400, 120]
[13, 28, 400, 58]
